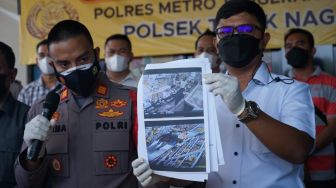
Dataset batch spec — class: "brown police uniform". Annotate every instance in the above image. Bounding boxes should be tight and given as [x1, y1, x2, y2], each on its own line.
[14, 73, 138, 188]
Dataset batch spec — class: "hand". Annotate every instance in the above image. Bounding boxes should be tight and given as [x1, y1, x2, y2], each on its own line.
[23, 114, 55, 157]
[132, 158, 168, 187]
[204, 73, 245, 115]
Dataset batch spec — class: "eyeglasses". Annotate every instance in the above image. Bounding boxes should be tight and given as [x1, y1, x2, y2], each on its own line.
[215, 24, 262, 39]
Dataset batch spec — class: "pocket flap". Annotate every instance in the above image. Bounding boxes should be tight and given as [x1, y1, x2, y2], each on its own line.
[93, 132, 129, 151]
[46, 134, 68, 154]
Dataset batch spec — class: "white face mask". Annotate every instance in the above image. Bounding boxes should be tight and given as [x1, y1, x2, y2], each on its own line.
[105, 54, 130, 72]
[38, 57, 54, 74]
[196, 52, 218, 68]
[219, 63, 226, 73]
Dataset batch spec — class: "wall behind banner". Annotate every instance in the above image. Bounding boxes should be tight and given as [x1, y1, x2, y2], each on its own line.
[20, 0, 336, 66]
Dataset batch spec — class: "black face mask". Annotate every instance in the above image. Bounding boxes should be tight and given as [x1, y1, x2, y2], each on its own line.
[54, 53, 101, 97]
[0, 74, 8, 99]
[286, 47, 310, 69]
[218, 34, 261, 68]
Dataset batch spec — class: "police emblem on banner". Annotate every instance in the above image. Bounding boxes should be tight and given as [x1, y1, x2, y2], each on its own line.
[26, 0, 79, 39]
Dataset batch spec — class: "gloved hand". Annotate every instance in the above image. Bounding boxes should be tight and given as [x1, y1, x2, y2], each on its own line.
[204, 73, 245, 115]
[132, 158, 168, 187]
[23, 114, 55, 158]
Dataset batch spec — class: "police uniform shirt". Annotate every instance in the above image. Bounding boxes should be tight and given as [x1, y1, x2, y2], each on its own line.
[14, 73, 138, 188]
[0, 93, 29, 187]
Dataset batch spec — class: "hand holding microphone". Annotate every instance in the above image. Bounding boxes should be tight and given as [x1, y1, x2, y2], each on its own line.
[25, 91, 60, 161]
[203, 73, 245, 115]
[24, 115, 55, 159]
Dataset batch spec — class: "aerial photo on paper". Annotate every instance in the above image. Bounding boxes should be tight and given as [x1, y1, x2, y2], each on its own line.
[143, 68, 203, 118]
[145, 120, 206, 172]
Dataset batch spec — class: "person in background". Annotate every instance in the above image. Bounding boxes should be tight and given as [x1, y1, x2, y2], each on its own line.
[194, 29, 223, 73]
[104, 34, 138, 87]
[0, 41, 29, 187]
[10, 77, 23, 99]
[14, 20, 138, 188]
[132, 1, 315, 188]
[285, 28, 336, 188]
[18, 39, 58, 106]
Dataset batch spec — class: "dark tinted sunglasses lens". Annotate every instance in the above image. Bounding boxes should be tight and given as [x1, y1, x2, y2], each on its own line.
[237, 25, 254, 33]
[218, 26, 234, 34]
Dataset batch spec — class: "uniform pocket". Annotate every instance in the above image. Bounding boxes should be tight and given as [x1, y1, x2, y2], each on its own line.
[93, 132, 130, 175]
[0, 137, 22, 183]
[46, 134, 69, 177]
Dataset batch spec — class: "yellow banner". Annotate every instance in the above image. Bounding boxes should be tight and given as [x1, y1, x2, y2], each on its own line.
[20, 0, 336, 65]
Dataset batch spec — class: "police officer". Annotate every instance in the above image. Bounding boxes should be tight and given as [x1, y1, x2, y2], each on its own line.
[14, 20, 138, 188]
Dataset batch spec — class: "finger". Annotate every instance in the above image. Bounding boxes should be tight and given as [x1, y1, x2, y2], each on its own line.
[141, 176, 153, 187]
[50, 119, 56, 127]
[203, 73, 229, 84]
[138, 168, 153, 182]
[206, 81, 222, 92]
[35, 114, 49, 124]
[131, 158, 144, 168]
[212, 87, 225, 97]
[202, 73, 212, 79]
[134, 162, 150, 176]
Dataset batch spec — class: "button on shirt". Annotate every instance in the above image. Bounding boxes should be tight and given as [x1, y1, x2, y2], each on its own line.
[0, 94, 29, 187]
[207, 63, 315, 188]
[18, 77, 57, 106]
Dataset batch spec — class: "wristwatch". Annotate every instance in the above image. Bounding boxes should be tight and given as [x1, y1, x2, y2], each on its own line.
[237, 101, 260, 123]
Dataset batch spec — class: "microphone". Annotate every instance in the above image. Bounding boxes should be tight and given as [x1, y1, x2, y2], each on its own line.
[27, 91, 60, 161]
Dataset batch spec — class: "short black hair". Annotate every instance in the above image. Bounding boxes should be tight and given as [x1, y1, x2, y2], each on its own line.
[284, 28, 315, 48]
[195, 29, 216, 50]
[104, 34, 132, 51]
[48, 20, 93, 48]
[215, 0, 266, 31]
[0, 41, 15, 69]
[36, 39, 48, 52]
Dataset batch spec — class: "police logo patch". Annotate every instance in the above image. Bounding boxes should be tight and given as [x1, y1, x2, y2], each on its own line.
[52, 158, 61, 171]
[104, 154, 118, 168]
[110, 99, 127, 108]
[98, 109, 123, 118]
[96, 98, 109, 109]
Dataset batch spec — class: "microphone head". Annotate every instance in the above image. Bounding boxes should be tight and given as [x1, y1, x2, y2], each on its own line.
[43, 91, 60, 113]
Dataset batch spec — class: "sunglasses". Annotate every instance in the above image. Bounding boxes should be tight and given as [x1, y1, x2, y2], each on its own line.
[215, 24, 262, 39]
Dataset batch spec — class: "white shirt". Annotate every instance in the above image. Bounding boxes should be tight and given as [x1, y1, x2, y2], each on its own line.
[207, 63, 315, 188]
[120, 72, 139, 88]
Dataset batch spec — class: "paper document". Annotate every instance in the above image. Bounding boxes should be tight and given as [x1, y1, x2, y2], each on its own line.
[137, 58, 224, 181]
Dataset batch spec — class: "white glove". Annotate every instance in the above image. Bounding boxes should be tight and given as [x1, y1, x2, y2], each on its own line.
[204, 73, 245, 115]
[23, 114, 55, 157]
[132, 158, 168, 187]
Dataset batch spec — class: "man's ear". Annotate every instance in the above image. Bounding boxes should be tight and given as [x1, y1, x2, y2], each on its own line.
[129, 52, 134, 63]
[213, 37, 219, 54]
[10, 68, 17, 82]
[262, 32, 270, 49]
[311, 47, 316, 57]
[94, 47, 100, 59]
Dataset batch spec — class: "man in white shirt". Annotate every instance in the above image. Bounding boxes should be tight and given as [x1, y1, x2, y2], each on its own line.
[104, 34, 138, 88]
[131, 1, 315, 188]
